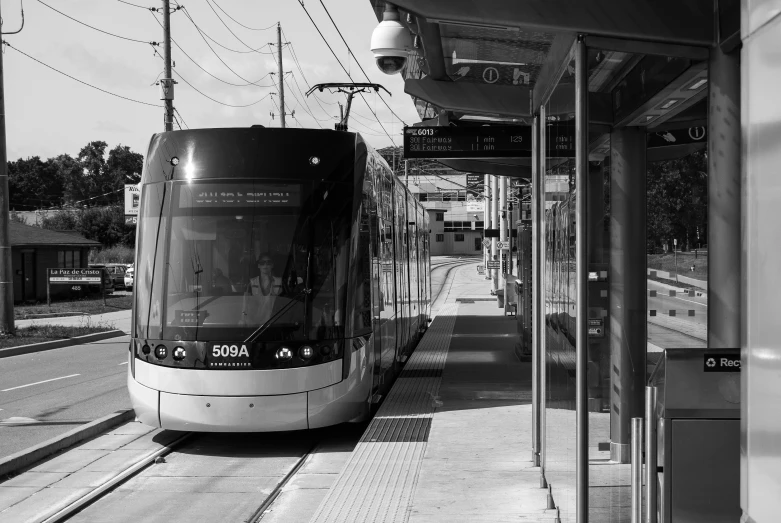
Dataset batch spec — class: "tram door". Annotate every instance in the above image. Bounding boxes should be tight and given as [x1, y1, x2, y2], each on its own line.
[393, 182, 410, 358]
[378, 169, 397, 380]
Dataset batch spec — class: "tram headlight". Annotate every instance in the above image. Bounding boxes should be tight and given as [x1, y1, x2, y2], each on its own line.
[276, 347, 293, 361]
[141, 344, 151, 355]
[319, 344, 332, 356]
[299, 345, 314, 360]
[173, 346, 186, 361]
[154, 345, 168, 359]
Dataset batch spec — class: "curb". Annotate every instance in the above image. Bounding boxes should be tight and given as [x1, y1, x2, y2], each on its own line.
[0, 409, 135, 478]
[0, 330, 127, 359]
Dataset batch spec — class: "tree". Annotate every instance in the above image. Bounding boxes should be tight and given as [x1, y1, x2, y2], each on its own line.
[79, 205, 135, 247]
[646, 151, 708, 252]
[41, 211, 80, 231]
[106, 144, 143, 186]
[55, 153, 91, 205]
[8, 156, 64, 210]
[77, 141, 109, 205]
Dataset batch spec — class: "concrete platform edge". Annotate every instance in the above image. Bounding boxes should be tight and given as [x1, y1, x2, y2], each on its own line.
[0, 409, 135, 478]
[0, 330, 126, 359]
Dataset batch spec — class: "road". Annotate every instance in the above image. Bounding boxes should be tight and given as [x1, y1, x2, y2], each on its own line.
[0, 336, 131, 460]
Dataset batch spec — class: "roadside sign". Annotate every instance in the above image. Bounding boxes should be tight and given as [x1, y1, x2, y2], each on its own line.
[124, 185, 140, 215]
[477, 265, 485, 274]
[466, 200, 483, 212]
[482, 239, 491, 249]
[497, 241, 509, 250]
[487, 260, 501, 269]
[48, 268, 102, 284]
[125, 215, 138, 225]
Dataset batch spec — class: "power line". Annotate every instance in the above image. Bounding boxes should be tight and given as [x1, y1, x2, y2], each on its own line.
[172, 68, 273, 108]
[169, 9, 272, 86]
[174, 108, 190, 129]
[2, 40, 161, 108]
[294, 0, 396, 145]
[283, 77, 324, 128]
[150, 11, 273, 88]
[282, 32, 338, 120]
[203, 0, 270, 53]
[179, 6, 274, 54]
[116, 0, 156, 10]
[209, 0, 277, 31]
[316, 0, 408, 127]
[38, 0, 158, 46]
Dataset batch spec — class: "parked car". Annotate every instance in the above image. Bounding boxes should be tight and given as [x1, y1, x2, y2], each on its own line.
[86, 264, 115, 295]
[89, 263, 127, 291]
[124, 265, 134, 291]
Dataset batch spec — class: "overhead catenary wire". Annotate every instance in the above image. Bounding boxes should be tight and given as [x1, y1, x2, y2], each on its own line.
[294, 0, 398, 145]
[2, 40, 161, 108]
[38, 0, 158, 45]
[316, 0, 407, 126]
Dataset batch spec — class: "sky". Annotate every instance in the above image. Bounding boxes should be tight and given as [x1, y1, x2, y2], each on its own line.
[0, 0, 418, 162]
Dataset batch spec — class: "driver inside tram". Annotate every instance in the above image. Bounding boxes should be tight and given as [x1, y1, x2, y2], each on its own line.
[242, 253, 284, 326]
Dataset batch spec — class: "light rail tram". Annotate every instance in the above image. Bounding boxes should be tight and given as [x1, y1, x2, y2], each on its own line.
[128, 127, 431, 431]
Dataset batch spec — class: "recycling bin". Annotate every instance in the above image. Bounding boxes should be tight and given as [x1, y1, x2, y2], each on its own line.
[648, 348, 741, 522]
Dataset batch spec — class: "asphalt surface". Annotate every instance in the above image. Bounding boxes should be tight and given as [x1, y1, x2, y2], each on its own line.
[0, 256, 469, 464]
[0, 336, 131, 460]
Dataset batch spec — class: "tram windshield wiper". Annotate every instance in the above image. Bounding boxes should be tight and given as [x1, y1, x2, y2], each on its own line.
[244, 287, 312, 344]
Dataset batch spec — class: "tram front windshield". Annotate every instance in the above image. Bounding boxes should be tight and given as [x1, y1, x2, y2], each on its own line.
[156, 181, 350, 342]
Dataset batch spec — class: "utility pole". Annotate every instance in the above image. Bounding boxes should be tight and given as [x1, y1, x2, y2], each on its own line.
[277, 23, 285, 129]
[405, 160, 409, 187]
[0, 3, 15, 334]
[161, 0, 174, 131]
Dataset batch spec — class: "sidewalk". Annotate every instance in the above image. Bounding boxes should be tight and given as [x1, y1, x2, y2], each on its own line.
[15, 310, 132, 335]
[310, 263, 552, 522]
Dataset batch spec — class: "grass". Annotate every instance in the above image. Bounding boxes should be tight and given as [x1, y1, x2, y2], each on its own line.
[0, 324, 116, 349]
[14, 294, 133, 320]
[647, 252, 708, 280]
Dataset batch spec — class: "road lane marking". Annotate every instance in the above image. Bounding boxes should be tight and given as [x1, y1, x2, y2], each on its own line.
[118, 362, 128, 366]
[1, 374, 81, 392]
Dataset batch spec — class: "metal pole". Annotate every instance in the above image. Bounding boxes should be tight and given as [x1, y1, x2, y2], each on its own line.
[631, 417, 644, 523]
[707, 42, 741, 348]
[575, 37, 589, 522]
[538, 104, 547, 486]
[162, 0, 174, 132]
[278, 23, 285, 129]
[484, 174, 490, 278]
[500, 175, 507, 296]
[531, 115, 541, 467]
[491, 176, 499, 293]
[645, 386, 658, 523]
[404, 160, 408, 187]
[0, 4, 15, 334]
[102, 269, 106, 307]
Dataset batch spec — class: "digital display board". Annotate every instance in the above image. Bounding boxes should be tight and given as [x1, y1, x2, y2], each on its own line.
[179, 184, 302, 208]
[404, 126, 531, 159]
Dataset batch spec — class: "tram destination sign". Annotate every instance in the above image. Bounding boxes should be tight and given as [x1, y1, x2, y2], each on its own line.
[404, 126, 531, 159]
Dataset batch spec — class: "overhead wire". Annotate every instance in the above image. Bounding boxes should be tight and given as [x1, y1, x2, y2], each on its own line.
[116, 0, 156, 11]
[38, 0, 158, 46]
[150, 11, 273, 87]
[316, 0, 407, 126]
[294, 0, 397, 145]
[179, 6, 274, 54]
[2, 40, 161, 108]
[203, 0, 271, 53]
[172, 67, 273, 108]
[209, 0, 277, 31]
[174, 108, 190, 129]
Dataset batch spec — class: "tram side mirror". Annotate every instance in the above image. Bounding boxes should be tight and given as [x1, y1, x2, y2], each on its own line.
[371, 3, 412, 75]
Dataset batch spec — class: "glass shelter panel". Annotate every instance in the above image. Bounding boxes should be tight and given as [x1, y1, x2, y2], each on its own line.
[543, 50, 577, 522]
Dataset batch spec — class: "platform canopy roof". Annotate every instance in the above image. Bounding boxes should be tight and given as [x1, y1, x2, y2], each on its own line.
[369, 0, 736, 177]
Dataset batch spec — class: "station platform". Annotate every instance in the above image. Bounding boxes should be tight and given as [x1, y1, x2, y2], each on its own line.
[310, 263, 554, 522]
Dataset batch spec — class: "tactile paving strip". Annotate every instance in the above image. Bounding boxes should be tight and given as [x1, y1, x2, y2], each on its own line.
[309, 303, 459, 523]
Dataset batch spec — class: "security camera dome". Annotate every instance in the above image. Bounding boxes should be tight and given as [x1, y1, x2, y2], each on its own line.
[370, 4, 412, 75]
